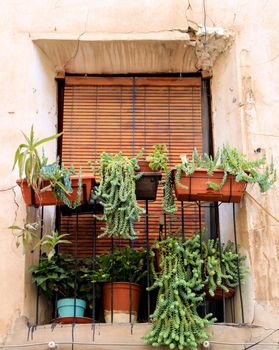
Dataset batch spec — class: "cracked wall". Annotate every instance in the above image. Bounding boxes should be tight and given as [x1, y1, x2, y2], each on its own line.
[0, 0, 279, 348]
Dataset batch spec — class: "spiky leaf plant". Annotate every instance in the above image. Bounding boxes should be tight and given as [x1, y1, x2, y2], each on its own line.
[95, 151, 145, 239]
[13, 126, 63, 193]
[177, 145, 276, 192]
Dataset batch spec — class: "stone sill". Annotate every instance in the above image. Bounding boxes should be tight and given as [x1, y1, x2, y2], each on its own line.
[3, 320, 270, 350]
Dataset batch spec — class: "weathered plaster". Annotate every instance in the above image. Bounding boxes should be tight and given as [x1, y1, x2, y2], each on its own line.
[1, 0, 279, 347]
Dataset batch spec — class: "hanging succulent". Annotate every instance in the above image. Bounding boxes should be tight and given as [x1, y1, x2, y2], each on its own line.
[95, 151, 145, 239]
[145, 235, 216, 350]
[162, 170, 177, 215]
[177, 145, 276, 192]
[203, 238, 248, 297]
[145, 233, 248, 349]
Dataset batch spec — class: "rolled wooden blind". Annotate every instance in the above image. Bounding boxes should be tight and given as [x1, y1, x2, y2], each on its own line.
[61, 76, 203, 256]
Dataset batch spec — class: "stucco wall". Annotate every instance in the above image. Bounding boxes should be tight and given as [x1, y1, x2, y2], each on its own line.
[0, 0, 279, 348]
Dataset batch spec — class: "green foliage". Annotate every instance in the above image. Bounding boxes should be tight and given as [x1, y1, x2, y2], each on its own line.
[13, 126, 63, 193]
[40, 231, 71, 261]
[145, 235, 215, 350]
[146, 144, 169, 173]
[8, 221, 39, 253]
[162, 170, 177, 215]
[87, 246, 147, 284]
[145, 233, 247, 349]
[40, 158, 82, 209]
[95, 151, 145, 239]
[13, 126, 83, 208]
[30, 253, 95, 301]
[177, 145, 276, 192]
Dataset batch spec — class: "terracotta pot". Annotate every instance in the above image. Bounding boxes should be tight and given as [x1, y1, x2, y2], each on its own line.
[204, 285, 235, 300]
[103, 282, 143, 323]
[153, 248, 161, 272]
[136, 161, 162, 201]
[16, 174, 96, 206]
[172, 168, 247, 203]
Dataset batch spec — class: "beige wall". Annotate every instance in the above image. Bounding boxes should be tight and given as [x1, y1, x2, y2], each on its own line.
[1, 0, 279, 347]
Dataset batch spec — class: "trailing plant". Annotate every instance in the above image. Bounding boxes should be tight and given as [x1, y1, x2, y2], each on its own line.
[94, 151, 145, 239]
[162, 170, 177, 215]
[146, 233, 248, 349]
[87, 246, 147, 284]
[146, 144, 169, 173]
[162, 144, 276, 213]
[40, 156, 82, 209]
[203, 238, 247, 297]
[145, 235, 215, 350]
[176, 145, 276, 192]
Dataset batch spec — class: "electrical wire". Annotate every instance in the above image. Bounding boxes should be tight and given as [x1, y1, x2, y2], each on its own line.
[1, 339, 279, 349]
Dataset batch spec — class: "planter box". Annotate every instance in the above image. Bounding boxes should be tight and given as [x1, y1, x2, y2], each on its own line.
[103, 282, 143, 323]
[136, 161, 162, 201]
[172, 168, 247, 203]
[16, 174, 95, 207]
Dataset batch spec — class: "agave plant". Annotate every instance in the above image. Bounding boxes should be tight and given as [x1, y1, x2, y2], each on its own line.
[13, 125, 63, 193]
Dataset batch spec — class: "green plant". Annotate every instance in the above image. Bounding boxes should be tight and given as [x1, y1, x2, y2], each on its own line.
[13, 126, 83, 208]
[95, 151, 145, 239]
[87, 246, 147, 284]
[40, 231, 71, 261]
[13, 126, 63, 193]
[145, 233, 247, 349]
[146, 144, 169, 173]
[162, 145, 276, 214]
[30, 252, 94, 301]
[203, 238, 247, 297]
[40, 157, 82, 209]
[177, 145, 276, 192]
[8, 221, 39, 253]
[145, 235, 215, 350]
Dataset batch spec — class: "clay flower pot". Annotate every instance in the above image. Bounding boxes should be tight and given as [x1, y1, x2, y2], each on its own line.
[204, 285, 235, 300]
[172, 168, 247, 203]
[16, 174, 95, 206]
[103, 282, 143, 323]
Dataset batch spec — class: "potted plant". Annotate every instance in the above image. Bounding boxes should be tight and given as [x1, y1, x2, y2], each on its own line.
[135, 144, 167, 200]
[163, 145, 276, 212]
[14, 126, 95, 207]
[30, 232, 92, 320]
[88, 246, 147, 323]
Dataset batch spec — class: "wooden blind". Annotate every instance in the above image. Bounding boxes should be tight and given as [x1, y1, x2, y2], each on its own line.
[61, 76, 203, 256]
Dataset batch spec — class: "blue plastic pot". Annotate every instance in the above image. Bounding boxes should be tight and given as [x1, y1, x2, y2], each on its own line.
[57, 298, 86, 317]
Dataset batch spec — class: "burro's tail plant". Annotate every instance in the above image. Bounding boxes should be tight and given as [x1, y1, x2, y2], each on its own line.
[202, 238, 247, 297]
[145, 233, 247, 349]
[94, 151, 145, 239]
[144, 235, 216, 350]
